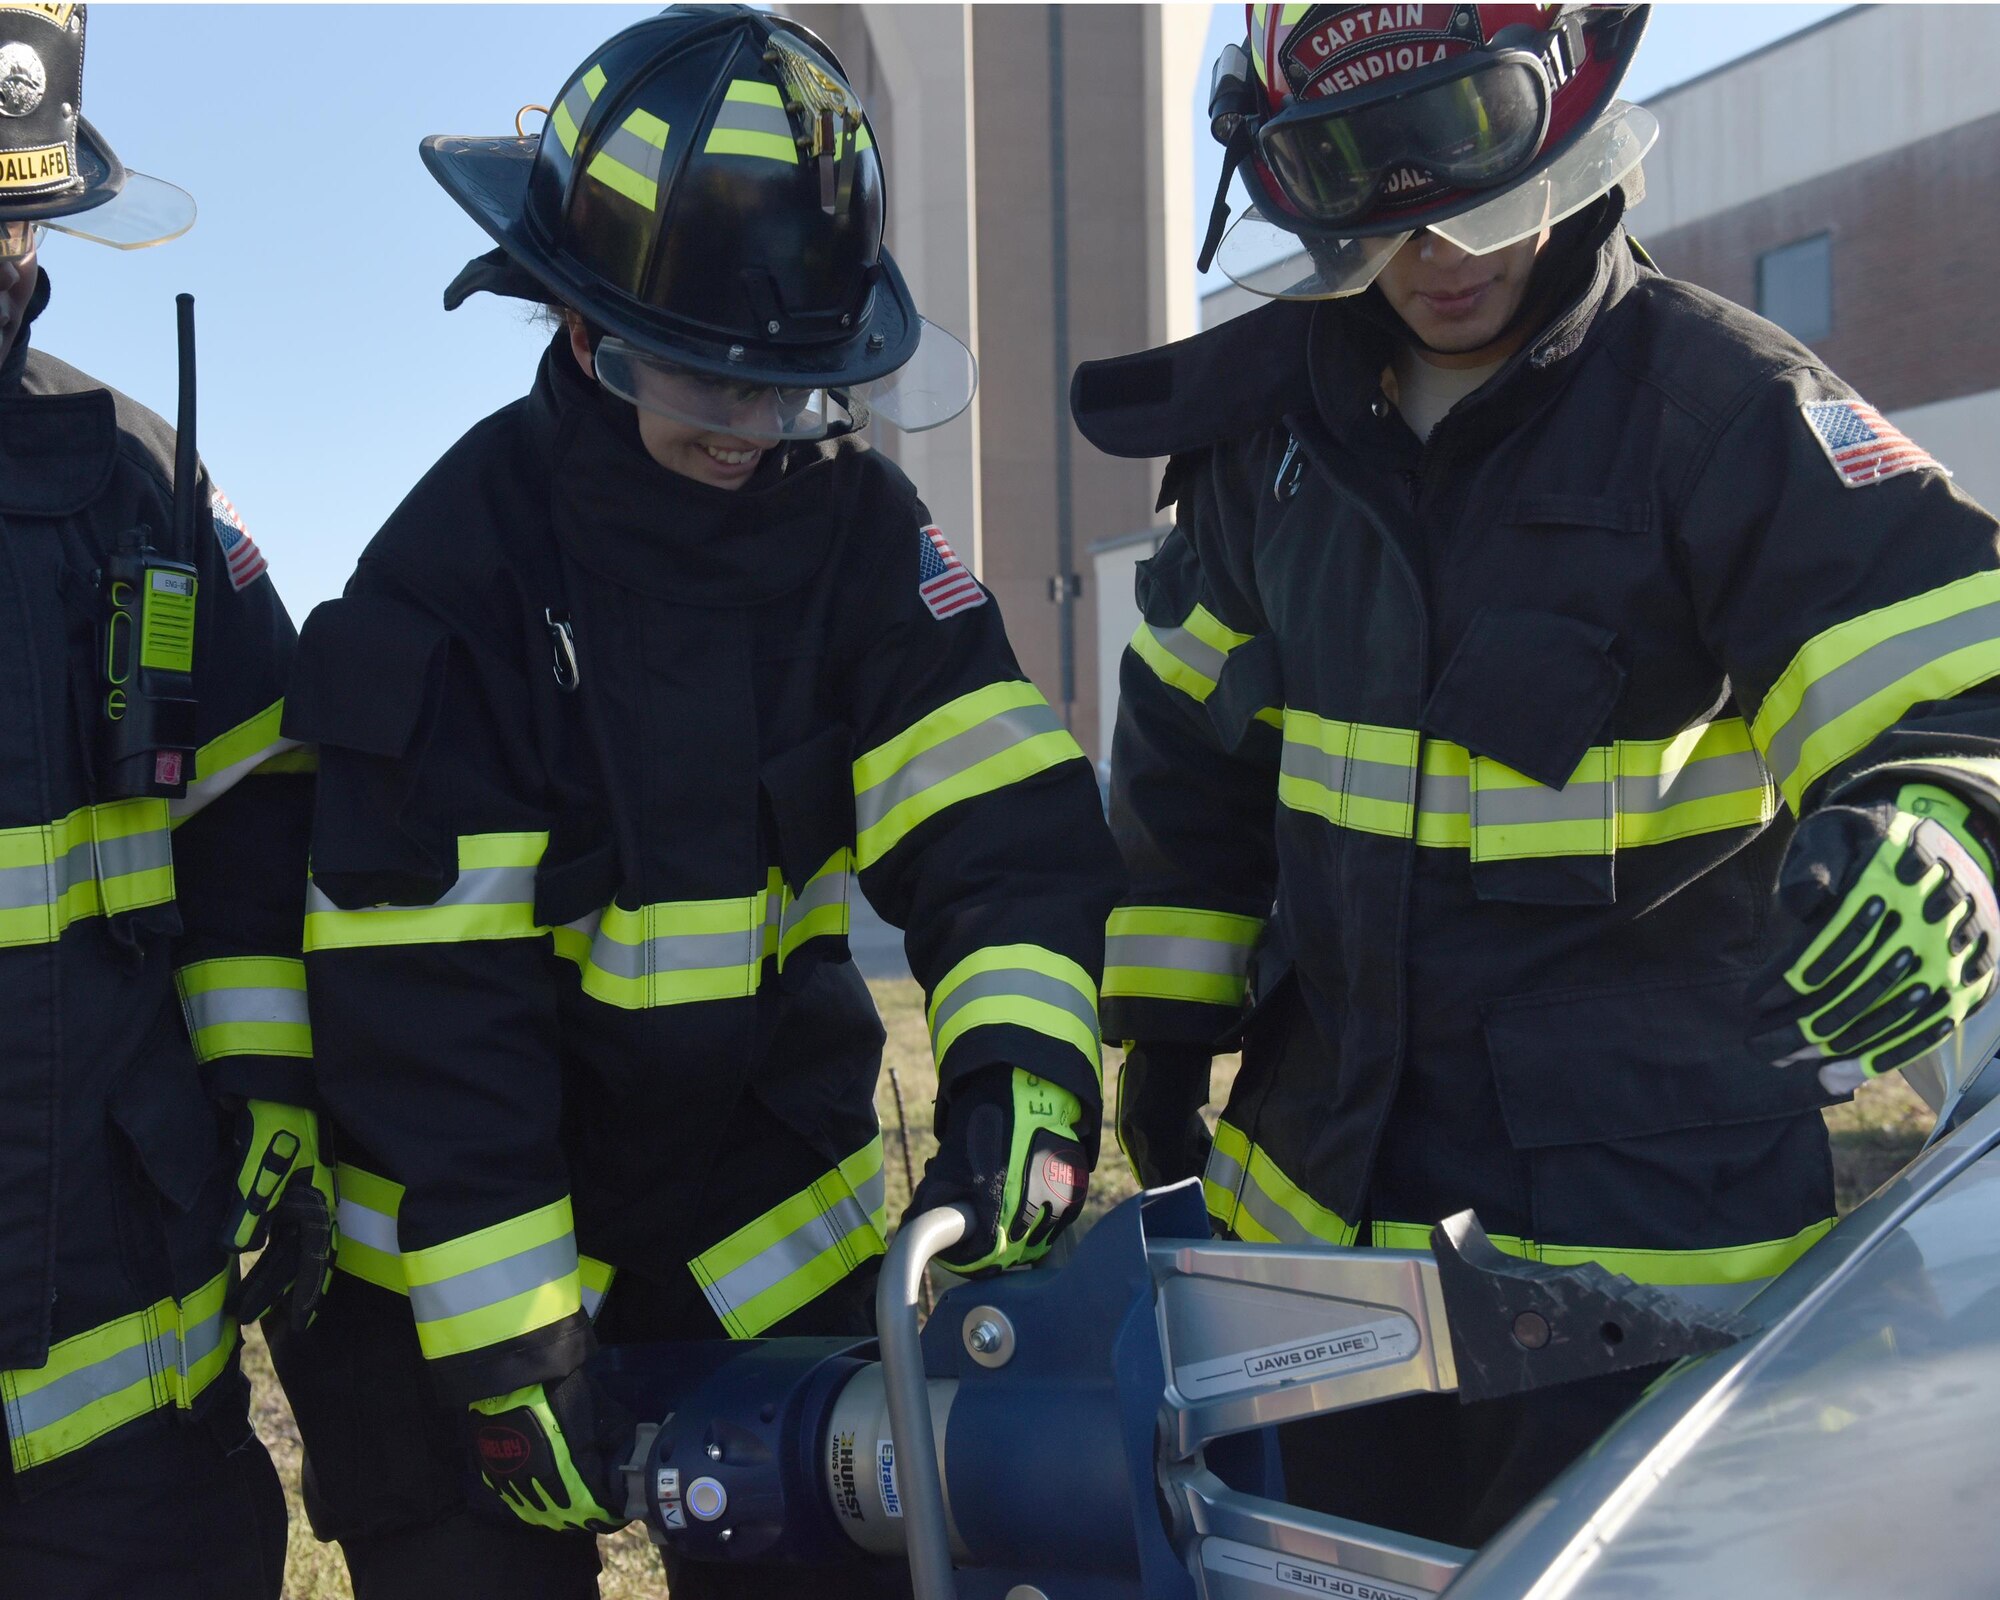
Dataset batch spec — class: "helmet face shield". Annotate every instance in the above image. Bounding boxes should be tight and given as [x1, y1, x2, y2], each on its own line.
[1257, 50, 1553, 227]
[594, 339, 856, 442]
[38, 170, 196, 250]
[862, 318, 976, 433]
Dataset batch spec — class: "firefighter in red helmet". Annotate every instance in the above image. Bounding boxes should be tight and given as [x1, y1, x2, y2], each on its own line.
[1078, 2, 2000, 1549]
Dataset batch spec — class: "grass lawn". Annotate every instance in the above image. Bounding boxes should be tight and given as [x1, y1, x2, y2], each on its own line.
[251, 978, 1935, 1598]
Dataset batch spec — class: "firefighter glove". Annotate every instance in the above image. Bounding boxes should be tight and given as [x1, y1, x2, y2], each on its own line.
[222, 1100, 335, 1331]
[1116, 1043, 1214, 1188]
[1749, 783, 2000, 1091]
[469, 1368, 637, 1535]
[910, 1065, 1088, 1275]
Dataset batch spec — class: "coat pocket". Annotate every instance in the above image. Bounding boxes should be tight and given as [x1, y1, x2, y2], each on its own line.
[1483, 971, 1838, 1256]
[1424, 608, 1626, 905]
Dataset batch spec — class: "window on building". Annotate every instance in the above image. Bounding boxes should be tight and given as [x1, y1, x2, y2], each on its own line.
[1757, 233, 1833, 343]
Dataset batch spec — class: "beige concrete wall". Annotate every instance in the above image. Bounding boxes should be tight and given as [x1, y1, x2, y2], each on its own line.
[800, 5, 1207, 765]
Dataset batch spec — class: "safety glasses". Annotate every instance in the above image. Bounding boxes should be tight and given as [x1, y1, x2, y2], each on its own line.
[1256, 47, 1555, 229]
[595, 318, 977, 442]
[0, 220, 40, 260]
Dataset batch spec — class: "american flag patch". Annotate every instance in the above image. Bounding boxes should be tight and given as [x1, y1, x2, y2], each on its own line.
[210, 487, 267, 590]
[916, 523, 985, 620]
[1801, 399, 1947, 489]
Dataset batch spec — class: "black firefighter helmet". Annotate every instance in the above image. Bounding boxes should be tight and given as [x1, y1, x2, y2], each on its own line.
[0, 2, 195, 256]
[424, 5, 972, 438]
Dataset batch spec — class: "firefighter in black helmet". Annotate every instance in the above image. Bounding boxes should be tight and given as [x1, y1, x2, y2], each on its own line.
[0, 6, 318, 1595]
[267, 9, 1123, 1597]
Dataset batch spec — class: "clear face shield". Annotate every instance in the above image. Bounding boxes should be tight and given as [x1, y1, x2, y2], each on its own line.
[43, 171, 197, 250]
[1216, 102, 1658, 302]
[594, 317, 978, 443]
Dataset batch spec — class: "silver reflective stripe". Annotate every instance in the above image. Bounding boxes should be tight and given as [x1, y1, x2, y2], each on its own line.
[786, 867, 851, 925]
[1473, 778, 1610, 828]
[709, 95, 795, 142]
[304, 864, 536, 918]
[598, 123, 665, 185]
[337, 1197, 399, 1256]
[95, 828, 173, 882]
[580, 1278, 610, 1320]
[1102, 933, 1250, 982]
[1278, 741, 1418, 808]
[929, 967, 1097, 1046]
[855, 702, 1066, 838]
[408, 1237, 578, 1326]
[1204, 1136, 1246, 1199]
[180, 1301, 227, 1372]
[697, 1185, 880, 1323]
[8, 1328, 177, 1440]
[0, 839, 88, 911]
[182, 985, 310, 1031]
[1148, 623, 1231, 686]
[1618, 746, 1769, 812]
[580, 922, 760, 981]
[1417, 767, 1470, 814]
[1763, 598, 2000, 790]
[555, 78, 594, 153]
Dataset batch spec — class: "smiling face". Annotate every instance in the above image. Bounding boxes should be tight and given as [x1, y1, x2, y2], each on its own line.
[567, 318, 767, 489]
[1374, 227, 1548, 367]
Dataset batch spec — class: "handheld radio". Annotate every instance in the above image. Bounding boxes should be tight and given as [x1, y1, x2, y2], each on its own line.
[97, 293, 200, 798]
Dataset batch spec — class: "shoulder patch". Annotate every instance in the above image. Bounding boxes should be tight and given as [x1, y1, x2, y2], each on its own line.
[210, 487, 268, 590]
[916, 523, 985, 620]
[1800, 399, 1947, 490]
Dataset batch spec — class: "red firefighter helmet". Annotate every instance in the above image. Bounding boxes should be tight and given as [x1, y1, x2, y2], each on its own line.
[1202, 4, 1652, 299]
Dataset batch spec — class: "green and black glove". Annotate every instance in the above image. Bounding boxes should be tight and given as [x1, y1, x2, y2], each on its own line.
[1749, 782, 2000, 1091]
[1116, 1043, 1214, 1188]
[909, 1066, 1089, 1275]
[222, 1099, 335, 1330]
[468, 1368, 637, 1535]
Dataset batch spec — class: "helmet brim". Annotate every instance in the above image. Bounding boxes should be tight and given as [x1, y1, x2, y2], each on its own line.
[2, 117, 194, 247]
[421, 131, 921, 389]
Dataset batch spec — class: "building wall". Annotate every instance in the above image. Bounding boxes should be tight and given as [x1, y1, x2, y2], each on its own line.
[1636, 111, 2000, 415]
[802, 4, 1208, 764]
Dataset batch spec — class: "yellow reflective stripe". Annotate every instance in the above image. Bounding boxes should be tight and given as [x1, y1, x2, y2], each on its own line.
[708, 79, 800, 164]
[853, 681, 1084, 869]
[1102, 905, 1262, 1008]
[688, 1137, 886, 1339]
[1754, 570, 2000, 811]
[1368, 1217, 1834, 1287]
[175, 955, 311, 1061]
[552, 63, 607, 157]
[1128, 605, 1255, 705]
[1203, 1121, 1356, 1247]
[303, 831, 548, 951]
[170, 699, 302, 825]
[332, 1162, 405, 1292]
[1, 1270, 234, 1474]
[579, 1255, 616, 1321]
[587, 106, 672, 208]
[1281, 712, 1772, 854]
[0, 799, 174, 948]
[403, 1198, 581, 1362]
[776, 851, 853, 966]
[928, 944, 1100, 1081]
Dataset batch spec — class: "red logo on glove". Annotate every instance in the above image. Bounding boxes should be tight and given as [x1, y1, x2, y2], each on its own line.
[1041, 1154, 1082, 1202]
[476, 1424, 532, 1478]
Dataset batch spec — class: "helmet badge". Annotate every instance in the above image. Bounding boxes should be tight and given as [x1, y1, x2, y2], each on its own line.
[0, 42, 46, 119]
[764, 30, 863, 215]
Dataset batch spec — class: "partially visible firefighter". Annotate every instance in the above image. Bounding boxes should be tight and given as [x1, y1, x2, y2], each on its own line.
[0, 5, 323, 1594]
[267, 8, 1123, 1597]
[1078, 1, 2000, 1550]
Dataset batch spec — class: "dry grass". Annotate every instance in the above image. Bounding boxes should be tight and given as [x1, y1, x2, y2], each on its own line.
[249, 979, 1934, 1598]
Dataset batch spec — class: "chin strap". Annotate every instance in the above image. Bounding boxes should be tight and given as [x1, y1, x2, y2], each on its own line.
[1198, 124, 1254, 275]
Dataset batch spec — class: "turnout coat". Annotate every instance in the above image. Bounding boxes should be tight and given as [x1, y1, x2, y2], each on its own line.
[1076, 200, 2000, 1288]
[288, 341, 1121, 1403]
[0, 274, 310, 1488]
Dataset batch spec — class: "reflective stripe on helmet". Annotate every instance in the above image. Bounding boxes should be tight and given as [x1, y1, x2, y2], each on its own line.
[705, 79, 800, 165]
[552, 63, 605, 157]
[587, 107, 670, 209]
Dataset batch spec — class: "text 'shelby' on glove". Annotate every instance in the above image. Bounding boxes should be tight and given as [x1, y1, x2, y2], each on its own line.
[910, 1066, 1089, 1275]
[469, 1368, 637, 1536]
[1750, 783, 2000, 1092]
[223, 1099, 335, 1331]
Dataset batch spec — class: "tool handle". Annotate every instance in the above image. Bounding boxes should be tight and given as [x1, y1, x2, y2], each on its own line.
[172, 294, 198, 565]
[876, 1205, 970, 1600]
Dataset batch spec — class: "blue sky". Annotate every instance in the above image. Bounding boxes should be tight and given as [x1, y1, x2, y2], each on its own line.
[37, 4, 1844, 621]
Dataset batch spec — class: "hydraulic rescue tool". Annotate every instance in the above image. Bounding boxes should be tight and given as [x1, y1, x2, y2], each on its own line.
[96, 292, 200, 798]
[593, 1183, 1754, 1600]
